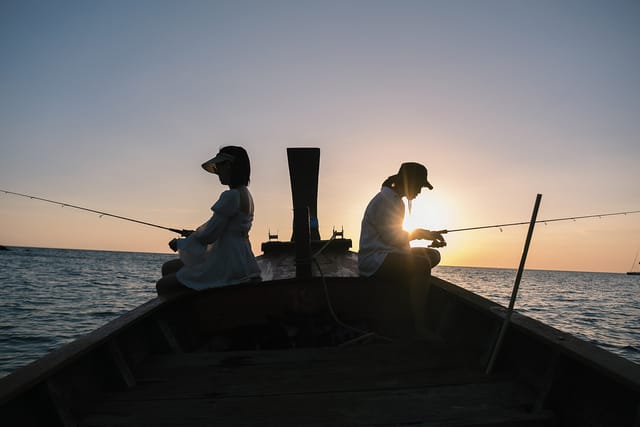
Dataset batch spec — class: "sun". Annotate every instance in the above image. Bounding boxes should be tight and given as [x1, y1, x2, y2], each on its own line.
[403, 192, 454, 236]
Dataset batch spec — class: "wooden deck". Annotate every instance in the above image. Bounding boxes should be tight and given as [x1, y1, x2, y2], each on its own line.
[76, 340, 553, 426]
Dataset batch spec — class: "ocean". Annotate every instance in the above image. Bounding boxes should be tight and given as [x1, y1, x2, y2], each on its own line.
[0, 247, 638, 378]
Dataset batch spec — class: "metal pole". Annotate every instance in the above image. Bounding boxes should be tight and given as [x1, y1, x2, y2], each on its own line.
[486, 193, 542, 375]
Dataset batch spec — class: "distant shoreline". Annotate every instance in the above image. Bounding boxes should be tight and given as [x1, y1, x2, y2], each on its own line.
[0, 245, 9, 251]
[0, 244, 170, 256]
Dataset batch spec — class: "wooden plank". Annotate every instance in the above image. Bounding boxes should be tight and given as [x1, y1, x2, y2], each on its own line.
[118, 341, 479, 398]
[155, 319, 183, 354]
[46, 378, 77, 427]
[107, 341, 136, 389]
[76, 341, 550, 426]
[78, 381, 551, 427]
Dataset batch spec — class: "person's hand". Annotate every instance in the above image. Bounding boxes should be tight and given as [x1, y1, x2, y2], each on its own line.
[429, 234, 447, 248]
[427, 229, 447, 248]
[411, 228, 447, 247]
[168, 238, 178, 252]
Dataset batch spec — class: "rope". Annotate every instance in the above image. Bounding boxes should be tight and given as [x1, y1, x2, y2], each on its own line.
[312, 230, 393, 344]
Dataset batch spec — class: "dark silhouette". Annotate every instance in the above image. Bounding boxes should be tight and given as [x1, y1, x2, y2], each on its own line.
[359, 162, 445, 281]
[156, 146, 261, 295]
[358, 162, 446, 337]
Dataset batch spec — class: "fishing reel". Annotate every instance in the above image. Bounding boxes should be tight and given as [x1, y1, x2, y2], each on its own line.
[428, 229, 448, 248]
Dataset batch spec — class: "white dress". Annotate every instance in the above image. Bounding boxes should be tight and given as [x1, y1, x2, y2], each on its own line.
[175, 188, 261, 290]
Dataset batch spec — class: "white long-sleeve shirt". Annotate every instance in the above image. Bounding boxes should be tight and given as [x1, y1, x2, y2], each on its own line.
[358, 186, 411, 276]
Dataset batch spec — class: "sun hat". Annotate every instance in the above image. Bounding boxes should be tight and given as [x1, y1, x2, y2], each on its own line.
[201, 151, 235, 174]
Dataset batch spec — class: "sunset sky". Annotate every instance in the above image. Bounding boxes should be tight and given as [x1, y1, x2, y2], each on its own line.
[1, 0, 639, 273]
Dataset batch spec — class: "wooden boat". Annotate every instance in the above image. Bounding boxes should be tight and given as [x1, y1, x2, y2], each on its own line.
[1, 149, 639, 426]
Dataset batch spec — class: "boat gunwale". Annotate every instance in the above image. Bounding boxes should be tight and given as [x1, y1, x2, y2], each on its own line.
[1, 274, 639, 405]
[0, 296, 173, 404]
[430, 276, 640, 391]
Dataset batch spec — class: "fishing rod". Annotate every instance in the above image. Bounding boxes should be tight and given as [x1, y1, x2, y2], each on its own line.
[1, 190, 192, 236]
[4, 189, 638, 238]
[438, 210, 640, 234]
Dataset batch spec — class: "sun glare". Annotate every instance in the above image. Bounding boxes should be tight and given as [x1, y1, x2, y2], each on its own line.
[403, 192, 455, 237]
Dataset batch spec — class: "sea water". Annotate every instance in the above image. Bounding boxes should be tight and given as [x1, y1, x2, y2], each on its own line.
[0, 247, 173, 378]
[0, 247, 638, 378]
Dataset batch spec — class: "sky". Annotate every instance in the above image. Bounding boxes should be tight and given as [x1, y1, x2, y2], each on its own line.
[1, 0, 639, 273]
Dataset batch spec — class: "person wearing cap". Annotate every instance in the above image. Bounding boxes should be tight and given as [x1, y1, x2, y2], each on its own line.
[156, 146, 261, 295]
[358, 162, 446, 281]
[358, 162, 445, 338]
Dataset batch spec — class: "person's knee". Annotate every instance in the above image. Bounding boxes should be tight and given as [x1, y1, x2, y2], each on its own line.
[156, 277, 169, 295]
[410, 247, 440, 269]
[401, 254, 430, 278]
[156, 274, 181, 296]
[427, 249, 441, 268]
[161, 259, 183, 276]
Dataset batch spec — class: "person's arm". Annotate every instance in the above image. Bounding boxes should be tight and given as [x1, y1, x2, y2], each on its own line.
[191, 190, 238, 245]
[372, 197, 411, 249]
[376, 219, 411, 248]
[170, 190, 238, 254]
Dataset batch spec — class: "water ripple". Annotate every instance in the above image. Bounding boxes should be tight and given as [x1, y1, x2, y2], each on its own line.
[0, 247, 171, 377]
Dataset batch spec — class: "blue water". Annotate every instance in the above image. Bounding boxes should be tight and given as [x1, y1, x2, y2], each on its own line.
[0, 247, 173, 378]
[0, 247, 638, 378]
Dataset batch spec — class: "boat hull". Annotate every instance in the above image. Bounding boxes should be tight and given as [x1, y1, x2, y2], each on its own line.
[1, 275, 639, 426]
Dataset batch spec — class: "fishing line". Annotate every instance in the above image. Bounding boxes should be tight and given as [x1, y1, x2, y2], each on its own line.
[438, 210, 640, 234]
[1, 189, 191, 236]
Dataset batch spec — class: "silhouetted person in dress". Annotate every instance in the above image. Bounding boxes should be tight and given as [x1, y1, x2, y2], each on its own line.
[156, 146, 261, 295]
